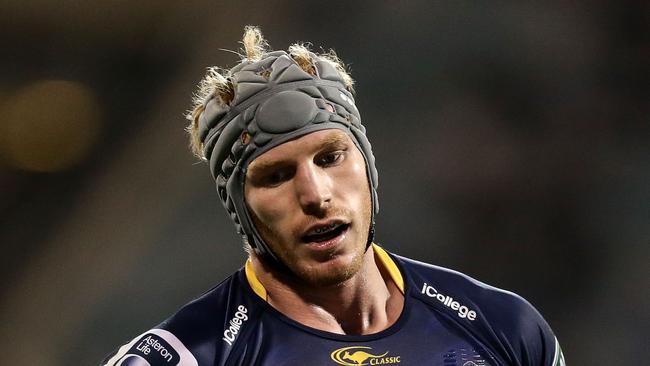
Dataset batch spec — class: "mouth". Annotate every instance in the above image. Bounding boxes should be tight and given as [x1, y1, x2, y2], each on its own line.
[301, 221, 351, 247]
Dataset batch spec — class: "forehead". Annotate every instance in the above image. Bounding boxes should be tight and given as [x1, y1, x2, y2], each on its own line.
[247, 129, 353, 168]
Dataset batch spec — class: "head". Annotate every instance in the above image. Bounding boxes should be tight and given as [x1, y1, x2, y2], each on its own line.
[187, 26, 379, 282]
[245, 129, 372, 285]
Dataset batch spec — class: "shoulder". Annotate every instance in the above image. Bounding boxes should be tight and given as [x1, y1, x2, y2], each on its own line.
[100, 269, 262, 366]
[392, 253, 565, 366]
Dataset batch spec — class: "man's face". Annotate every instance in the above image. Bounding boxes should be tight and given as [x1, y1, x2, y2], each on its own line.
[245, 129, 372, 286]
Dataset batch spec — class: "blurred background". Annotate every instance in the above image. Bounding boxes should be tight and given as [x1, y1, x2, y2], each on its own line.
[1, 1, 648, 365]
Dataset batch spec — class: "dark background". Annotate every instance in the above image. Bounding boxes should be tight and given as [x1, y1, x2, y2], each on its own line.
[0, 1, 647, 365]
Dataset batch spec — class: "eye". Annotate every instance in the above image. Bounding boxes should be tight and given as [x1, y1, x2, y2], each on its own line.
[316, 150, 345, 167]
[261, 168, 291, 187]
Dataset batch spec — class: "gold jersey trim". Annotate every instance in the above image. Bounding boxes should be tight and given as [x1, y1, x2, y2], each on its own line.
[372, 244, 405, 294]
[245, 259, 267, 300]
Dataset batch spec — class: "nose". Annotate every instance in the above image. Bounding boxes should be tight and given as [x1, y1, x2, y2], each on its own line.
[294, 162, 332, 217]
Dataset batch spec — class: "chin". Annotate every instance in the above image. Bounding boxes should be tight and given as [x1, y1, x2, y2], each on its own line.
[288, 248, 366, 287]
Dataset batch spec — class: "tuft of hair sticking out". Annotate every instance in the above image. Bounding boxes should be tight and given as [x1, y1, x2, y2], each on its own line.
[320, 49, 355, 92]
[242, 26, 268, 61]
[186, 67, 234, 159]
[187, 26, 355, 160]
[288, 43, 317, 76]
[288, 43, 354, 92]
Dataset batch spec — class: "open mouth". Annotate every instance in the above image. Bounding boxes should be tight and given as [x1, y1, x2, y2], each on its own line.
[301, 223, 350, 243]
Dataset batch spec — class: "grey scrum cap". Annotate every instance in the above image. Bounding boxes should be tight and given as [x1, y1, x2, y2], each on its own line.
[198, 50, 379, 269]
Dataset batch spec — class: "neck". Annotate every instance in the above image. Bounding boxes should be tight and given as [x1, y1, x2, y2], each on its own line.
[249, 246, 404, 335]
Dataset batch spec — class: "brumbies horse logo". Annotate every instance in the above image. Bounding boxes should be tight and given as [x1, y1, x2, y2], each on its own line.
[330, 346, 400, 365]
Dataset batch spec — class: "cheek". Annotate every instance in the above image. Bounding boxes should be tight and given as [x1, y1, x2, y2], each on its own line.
[339, 157, 370, 197]
[351, 160, 368, 183]
[246, 186, 292, 226]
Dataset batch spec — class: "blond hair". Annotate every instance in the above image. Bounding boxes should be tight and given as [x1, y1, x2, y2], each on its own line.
[186, 26, 355, 160]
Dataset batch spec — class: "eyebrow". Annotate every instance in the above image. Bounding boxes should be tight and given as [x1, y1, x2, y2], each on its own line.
[247, 132, 350, 175]
[318, 132, 350, 151]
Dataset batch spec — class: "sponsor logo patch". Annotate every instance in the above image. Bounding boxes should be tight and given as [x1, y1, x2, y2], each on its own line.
[421, 282, 477, 321]
[122, 333, 179, 365]
[331, 346, 401, 365]
[443, 348, 489, 365]
[223, 304, 249, 346]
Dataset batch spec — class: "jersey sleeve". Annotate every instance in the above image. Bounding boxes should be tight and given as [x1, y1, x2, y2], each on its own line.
[551, 337, 566, 366]
[486, 291, 565, 366]
[99, 328, 198, 366]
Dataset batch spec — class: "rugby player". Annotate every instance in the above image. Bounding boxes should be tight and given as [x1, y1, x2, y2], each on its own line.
[101, 26, 565, 366]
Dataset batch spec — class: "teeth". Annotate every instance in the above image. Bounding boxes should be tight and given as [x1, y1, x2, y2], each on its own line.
[312, 223, 337, 235]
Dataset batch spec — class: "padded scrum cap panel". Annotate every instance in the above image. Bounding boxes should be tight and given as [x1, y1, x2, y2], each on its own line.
[256, 91, 317, 133]
[231, 74, 266, 106]
[198, 50, 379, 270]
[199, 98, 229, 142]
[233, 70, 268, 84]
[233, 83, 268, 106]
[315, 60, 342, 82]
[269, 55, 294, 81]
[298, 86, 322, 98]
[274, 64, 314, 84]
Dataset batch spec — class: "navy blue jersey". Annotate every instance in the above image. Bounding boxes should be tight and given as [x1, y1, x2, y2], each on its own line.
[101, 245, 565, 366]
